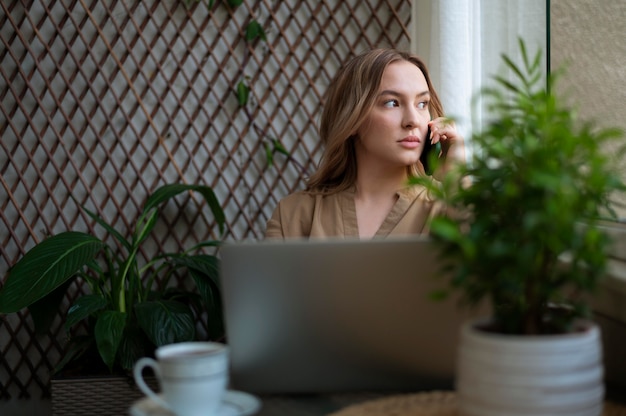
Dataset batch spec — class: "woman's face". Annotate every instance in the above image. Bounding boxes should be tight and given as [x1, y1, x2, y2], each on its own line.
[354, 60, 430, 172]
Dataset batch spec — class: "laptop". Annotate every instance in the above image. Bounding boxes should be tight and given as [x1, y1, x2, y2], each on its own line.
[219, 236, 485, 394]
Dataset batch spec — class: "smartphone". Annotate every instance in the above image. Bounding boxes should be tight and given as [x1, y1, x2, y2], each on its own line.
[420, 126, 439, 175]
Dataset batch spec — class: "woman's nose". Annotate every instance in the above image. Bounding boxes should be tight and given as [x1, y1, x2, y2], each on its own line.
[402, 106, 421, 129]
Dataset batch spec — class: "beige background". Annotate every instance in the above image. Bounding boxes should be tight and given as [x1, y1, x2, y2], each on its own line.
[552, 0, 626, 396]
[551, 0, 626, 219]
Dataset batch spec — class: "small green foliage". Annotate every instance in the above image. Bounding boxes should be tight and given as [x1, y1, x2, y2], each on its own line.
[245, 20, 267, 42]
[227, 0, 244, 8]
[264, 138, 290, 167]
[271, 139, 289, 156]
[236, 80, 250, 106]
[184, 0, 215, 10]
[412, 39, 626, 335]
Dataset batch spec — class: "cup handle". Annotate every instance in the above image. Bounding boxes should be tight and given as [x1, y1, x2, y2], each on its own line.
[133, 357, 171, 410]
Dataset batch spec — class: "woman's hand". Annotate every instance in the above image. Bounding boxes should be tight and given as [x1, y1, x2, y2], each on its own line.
[428, 117, 461, 146]
[428, 117, 466, 178]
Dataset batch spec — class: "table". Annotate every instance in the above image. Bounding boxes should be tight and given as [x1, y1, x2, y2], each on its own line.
[256, 391, 626, 416]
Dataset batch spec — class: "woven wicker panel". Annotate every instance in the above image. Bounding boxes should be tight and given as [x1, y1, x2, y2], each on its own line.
[50, 375, 158, 416]
[0, 0, 411, 400]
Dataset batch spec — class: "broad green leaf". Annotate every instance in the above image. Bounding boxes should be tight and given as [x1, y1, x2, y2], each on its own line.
[28, 279, 74, 335]
[227, 0, 243, 7]
[142, 184, 225, 235]
[173, 254, 220, 286]
[0, 232, 104, 313]
[65, 294, 109, 329]
[95, 310, 127, 371]
[135, 300, 195, 346]
[117, 323, 152, 371]
[53, 335, 93, 374]
[187, 239, 221, 252]
[189, 268, 224, 339]
[177, 254, 223, 338]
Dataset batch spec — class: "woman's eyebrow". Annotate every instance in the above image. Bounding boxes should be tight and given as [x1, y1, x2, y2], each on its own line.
[378, 89, 430, 98]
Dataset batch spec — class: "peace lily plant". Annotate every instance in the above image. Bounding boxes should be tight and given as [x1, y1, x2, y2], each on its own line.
[0, 183, 226, 375]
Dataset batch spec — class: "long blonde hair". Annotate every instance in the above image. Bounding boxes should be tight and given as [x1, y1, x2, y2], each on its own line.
[306, 48, 444, 194]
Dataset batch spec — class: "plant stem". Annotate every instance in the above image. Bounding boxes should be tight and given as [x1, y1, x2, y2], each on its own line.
[116, 248, 139, 313]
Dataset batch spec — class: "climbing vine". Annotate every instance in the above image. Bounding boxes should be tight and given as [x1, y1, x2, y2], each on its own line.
[186, 0, 307, 175]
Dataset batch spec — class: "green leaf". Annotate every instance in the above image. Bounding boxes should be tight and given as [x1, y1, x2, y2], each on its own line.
[174, 254, 220, 285]
[264, 142, 274, 167]
[501, 54, 527, 86]
[133, 209, 159, 249]
[28, 279, 73, 335]
[227, 0, 243, 7]
[135, 300, 196, 346]
[429, 289, 450, 302]
[65, 294, 109, 329]
[189, 268, 224, 339]
[80, 203, 131, 251]
[272, 139, 289, 156]
[53, 336, 93, 374]
[245, 20, 267, 42]
[0, 232, 104, 313]
[431, 218, 462, 242]
[186, 239, 221, 252]
[142, 184, 225, 235]
[117, 323, 152, 371]
[95, 310, 127, 371]
[237, 81, 250, 107]
[171, 255, 223, 338]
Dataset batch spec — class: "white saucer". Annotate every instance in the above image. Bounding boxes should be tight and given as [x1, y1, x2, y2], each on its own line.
[129, 390, 262, 416]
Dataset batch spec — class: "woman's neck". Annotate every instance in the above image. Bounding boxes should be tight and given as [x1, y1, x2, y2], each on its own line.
[353, 165, 408, 239]
[354, 165, 408, 200]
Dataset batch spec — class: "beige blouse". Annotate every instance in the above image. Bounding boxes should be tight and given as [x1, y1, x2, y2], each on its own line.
[265, 185, 444, 239]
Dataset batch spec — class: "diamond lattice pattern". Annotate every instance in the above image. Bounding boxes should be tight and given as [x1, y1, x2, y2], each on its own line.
[0, 0, 410, 399]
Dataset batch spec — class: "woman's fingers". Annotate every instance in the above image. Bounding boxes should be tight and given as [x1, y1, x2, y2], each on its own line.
[429, 118, 457, 144]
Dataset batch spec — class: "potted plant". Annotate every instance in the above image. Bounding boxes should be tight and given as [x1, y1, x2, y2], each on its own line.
[413, 40, 626, 415]
[0, 183, 226, 415]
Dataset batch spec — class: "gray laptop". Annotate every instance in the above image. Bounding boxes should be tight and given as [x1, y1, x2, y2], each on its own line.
[220, 236, 483, 394]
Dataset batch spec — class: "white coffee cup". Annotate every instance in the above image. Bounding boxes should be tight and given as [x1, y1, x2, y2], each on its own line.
[133, 342, 229, 416]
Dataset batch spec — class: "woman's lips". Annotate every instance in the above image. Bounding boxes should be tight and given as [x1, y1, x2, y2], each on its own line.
[399, 136, 421, 149]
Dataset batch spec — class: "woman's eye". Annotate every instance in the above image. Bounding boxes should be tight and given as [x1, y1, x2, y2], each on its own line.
[383, 99, 399, 108]
[417, 101, 429, 110]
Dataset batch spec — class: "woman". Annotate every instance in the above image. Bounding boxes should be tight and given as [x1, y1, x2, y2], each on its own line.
[265, 48, 463, 239]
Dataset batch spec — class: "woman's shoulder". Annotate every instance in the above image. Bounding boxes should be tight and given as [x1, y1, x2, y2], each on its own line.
[278, 188, 353, 209]
[266, 188, 351, 239]
[400, 181, 439, 202]
[275, 190, 319, 210]
[265, 190, 321, 239]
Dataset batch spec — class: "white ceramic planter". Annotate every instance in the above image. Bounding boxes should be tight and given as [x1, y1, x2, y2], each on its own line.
[456, 320, 604, 416]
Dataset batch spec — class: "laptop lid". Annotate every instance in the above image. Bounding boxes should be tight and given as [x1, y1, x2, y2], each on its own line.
[220, 236, 481, 394]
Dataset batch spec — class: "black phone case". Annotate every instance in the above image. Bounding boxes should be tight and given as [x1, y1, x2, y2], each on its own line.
[420, 127, 435, 175]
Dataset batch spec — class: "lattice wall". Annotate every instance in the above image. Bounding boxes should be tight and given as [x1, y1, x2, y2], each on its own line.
[0, 0, 410, 400]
